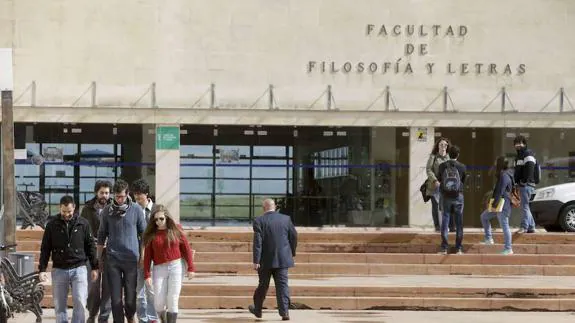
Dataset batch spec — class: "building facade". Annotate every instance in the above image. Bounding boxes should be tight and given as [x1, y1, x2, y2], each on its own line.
[3, 0, 575, 227]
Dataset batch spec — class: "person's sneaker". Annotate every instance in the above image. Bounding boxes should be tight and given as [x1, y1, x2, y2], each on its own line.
[481, 238, 494, 245]
[438, 249, 448, 255]
[500, 249, 514, 255]
[456, 249, 464, 255]
[249, 305, 262, 319]
[526, 229, 536, 233]
[517, 229, 527, 234]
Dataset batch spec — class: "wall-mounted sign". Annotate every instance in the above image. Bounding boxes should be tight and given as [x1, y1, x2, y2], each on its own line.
[156, 126, 180, 150]
[0, 48, 13, 91]
[416, 128, 428, 142]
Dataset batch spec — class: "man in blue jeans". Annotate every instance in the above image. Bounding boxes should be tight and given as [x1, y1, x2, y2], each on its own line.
[437, 145, 467, 255]
[513, 135, 537, 233]
[132, 179, 158, 323]
[39, 195, 99, 323]
[98, 179, 146, 323]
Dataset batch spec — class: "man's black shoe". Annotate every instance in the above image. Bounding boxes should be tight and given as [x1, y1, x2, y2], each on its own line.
[248, 305, 262, 318]
[282, 316, 290, 321]
[526, 229, 536, 233]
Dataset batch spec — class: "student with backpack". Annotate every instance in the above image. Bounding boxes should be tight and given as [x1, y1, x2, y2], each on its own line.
[437, 145, 467, 255]
[480, 156, 516, 255]
[513, 135, 540, 233]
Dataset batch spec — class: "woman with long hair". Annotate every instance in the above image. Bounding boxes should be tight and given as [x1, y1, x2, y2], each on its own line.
[480, 156, 514, 255]
[425, 137, 454, 232]
[143, 205, 195, 323]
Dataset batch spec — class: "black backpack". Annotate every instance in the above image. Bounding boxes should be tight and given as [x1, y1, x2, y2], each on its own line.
[441, 162, 461, 197]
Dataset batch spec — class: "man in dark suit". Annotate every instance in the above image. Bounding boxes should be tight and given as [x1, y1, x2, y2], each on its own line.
[249, 199, 298, 321]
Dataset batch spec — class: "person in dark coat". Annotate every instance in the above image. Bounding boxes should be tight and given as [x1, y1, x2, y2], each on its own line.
[39, 195, 99, 323]
[249, 199, 298, 321]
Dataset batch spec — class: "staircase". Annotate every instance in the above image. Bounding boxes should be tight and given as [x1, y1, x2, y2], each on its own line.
[16, 228, 575, 311]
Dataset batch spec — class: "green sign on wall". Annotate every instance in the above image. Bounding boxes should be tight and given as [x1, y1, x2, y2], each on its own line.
[156, 126, 180, 150]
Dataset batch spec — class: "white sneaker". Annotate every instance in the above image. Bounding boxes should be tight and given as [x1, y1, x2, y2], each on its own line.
[500, 249, 514, 255]
[481, 239, 494, 245]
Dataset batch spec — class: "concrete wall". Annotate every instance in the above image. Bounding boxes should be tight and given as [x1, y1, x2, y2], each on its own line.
[1, 0, 574, 113]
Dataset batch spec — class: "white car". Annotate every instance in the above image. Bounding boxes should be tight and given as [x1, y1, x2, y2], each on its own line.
[529, 183, 575, 232]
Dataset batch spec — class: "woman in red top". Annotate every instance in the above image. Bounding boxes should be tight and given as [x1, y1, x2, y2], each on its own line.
[143, 204, 195, 323]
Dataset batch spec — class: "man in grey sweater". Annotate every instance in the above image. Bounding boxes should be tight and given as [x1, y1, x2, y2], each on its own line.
[98, 179, 146, 323]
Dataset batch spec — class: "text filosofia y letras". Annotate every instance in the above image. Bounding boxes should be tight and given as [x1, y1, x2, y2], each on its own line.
[306, 24, 526, 76]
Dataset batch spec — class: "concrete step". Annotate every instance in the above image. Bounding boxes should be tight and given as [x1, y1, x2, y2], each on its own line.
[24, 251, 575, 265]
[39, 295, 575, 311]
[30, 262, 575, 276]
[15, 241, 575, 255]
[41, 284, 575, 298]
[17, 229, 575, 244]
[38, 275, 575, 311]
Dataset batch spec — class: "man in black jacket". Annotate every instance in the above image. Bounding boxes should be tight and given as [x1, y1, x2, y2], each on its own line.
[249, 199, 298, 321]
[80, 180, 113, 323]
[513, 135, 537, 233]
[39, 195, 99, 323]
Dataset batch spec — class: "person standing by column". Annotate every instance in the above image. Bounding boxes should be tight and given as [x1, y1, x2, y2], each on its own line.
[39, 195, 99, 323]
[249, 199, 298, 321]
[132, 179, 158, 323]
[143, 205, 195, 323]
[98, 179, 146, 323]
[81, 180, 113, 323]
[425, 137, 454, 232]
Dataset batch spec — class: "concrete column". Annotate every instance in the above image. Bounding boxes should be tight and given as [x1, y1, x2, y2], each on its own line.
[408, 126, 435, 228]
[155, 124, 180, 223]
[141, 124, 156, 193]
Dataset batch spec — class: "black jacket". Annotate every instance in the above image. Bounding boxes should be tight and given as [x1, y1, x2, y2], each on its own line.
[252, 211, 298, 269]
[39, 213, 98, 272]
[80, 197, 112, 238]
[514, 148, 536, 186]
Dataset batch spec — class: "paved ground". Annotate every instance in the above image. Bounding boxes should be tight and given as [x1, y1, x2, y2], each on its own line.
[15, 309, 575, 322]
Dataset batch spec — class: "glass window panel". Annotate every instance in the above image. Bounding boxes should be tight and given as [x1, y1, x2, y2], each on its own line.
[181, 163, 213, 178]
[215, 206, 250, 219]
[81, 144, 115, 155]
[214, 179, 249, 194]
[41, 143, 77, 164]
[181, 194, 212, 219]
[215, 145, 250, 159]
[252, 159, 288, 179]
[16, 164, 40, 178]
[16, 177, 40, 192]
[252, 179, 287, 195]
[215, 194, 250, 206]
[215, 163, 250, 179]
[181, 145, 214, 177]
[80, 166, 116, 177]
[253, 146, 286, 157]
[181, 179, 213, 194]
[45, 177, 74, 188]
[181, 145, 213, 158]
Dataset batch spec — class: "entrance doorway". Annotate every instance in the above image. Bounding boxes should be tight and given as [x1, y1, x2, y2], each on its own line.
[435, 128, 498, 227]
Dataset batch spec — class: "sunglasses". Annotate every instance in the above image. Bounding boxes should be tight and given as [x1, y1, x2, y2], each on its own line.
[155, 217, 165, 222]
